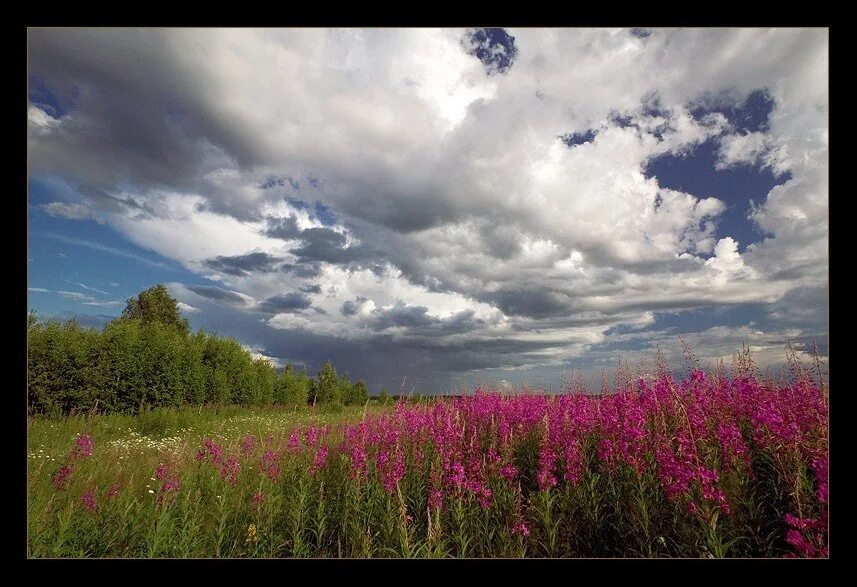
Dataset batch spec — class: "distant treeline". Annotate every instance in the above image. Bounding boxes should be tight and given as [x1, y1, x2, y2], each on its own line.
[27, 285, 373, 415]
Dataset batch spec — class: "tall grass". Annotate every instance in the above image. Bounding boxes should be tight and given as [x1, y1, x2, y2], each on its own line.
[28, 365, 827, 558]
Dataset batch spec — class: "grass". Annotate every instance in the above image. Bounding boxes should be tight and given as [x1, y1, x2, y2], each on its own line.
[27, 371, 828, 558]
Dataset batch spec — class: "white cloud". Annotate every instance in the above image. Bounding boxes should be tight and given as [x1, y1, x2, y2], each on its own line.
[42, 202, 104, 223]
[27, 28, 828, 385]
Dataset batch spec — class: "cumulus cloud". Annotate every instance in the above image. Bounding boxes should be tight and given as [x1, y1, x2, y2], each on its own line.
[28, 28, 828, 391]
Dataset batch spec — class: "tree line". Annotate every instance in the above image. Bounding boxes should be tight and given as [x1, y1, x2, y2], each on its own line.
[27, 285, 371, 415]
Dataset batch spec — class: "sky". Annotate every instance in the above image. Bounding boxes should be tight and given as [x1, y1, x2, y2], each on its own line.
[27, 28, 829, 393]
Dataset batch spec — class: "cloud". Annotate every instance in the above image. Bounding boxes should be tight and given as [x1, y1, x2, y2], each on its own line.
[257, 292, 312, 314]
[27, 28, 827, 391]
[203, 252, 284, 276]
[42, 201, 104, 223]
[56, 290, 123, 307]
[186, 285, 248, 305]
[77, 282, 109, 296]
[40, 232, 173, 269]
[177, 301, 200, 313]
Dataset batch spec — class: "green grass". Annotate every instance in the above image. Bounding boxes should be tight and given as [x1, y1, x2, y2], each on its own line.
[27, 403, 391, 558]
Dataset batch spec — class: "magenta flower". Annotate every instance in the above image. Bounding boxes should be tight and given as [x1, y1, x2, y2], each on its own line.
[52, 465, 74, 490]
[81, 490, 97, 512]
[157, 475, 181, 508]
[260, 449, 281, 481]
[155, 463, 170, 481]
[310, 446, 329, 475]
[241, 435, 255, 457]
[71, 434, 93, 459]
[219, 457, 241, 486]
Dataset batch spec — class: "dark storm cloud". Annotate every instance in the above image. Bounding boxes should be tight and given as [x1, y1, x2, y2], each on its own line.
[341, 297, 367, 316]
[257, 292, 312, 314]
[766, 286, 828, 328]
[300, 284, 322, 294]
[187, 285, 247, 304]
[27, 29, 268, 220]
[367, 304, 485, 335]
[266, 215, 381, 268]
[203, 252, 284, 276]
[265, 215, 302, 240]
[280, 262, 323, 278]
[482, 289, 573, 319]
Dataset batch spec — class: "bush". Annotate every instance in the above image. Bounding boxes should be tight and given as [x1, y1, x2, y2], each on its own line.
[27, 284, 372, 415]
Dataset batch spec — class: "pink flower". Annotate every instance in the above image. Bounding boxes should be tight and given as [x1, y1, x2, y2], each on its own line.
[219, 457, 241, 486]
[428, 488, 443, 511]
[500, 463, 518, 482]
[310, 446, 329, 475]
[107, 483, 121, 498]
[157, 475, 181, 508]
[252, 491, 266, 512]
[287, 428, 301, 452]
[71, 434, 93, 459]
[52, 465, 74, 490]
[241, 435, 256, 457]
[155, 463, 170, 481]
[81, 490, 97, 512]
[260, 450, 280, 481]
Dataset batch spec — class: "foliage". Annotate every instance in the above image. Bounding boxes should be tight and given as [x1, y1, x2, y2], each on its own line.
[27, 286, 370, 414]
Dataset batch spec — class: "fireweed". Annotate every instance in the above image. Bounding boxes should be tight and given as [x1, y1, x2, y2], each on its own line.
[28, 369, 828, 558]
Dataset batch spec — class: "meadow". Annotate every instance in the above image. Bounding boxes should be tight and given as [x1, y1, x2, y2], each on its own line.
[27, 356, 828, 558]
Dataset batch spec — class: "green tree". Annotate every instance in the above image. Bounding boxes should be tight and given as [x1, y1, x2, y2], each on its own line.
[348, 379, 370, 405]
[120, 284, 189, 334]
[311, 360, 341, 405]
[378, 388, 390, 405]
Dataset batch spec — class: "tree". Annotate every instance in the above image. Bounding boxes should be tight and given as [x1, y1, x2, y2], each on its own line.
[311, 360, 341, 405]
[348, 379, 370, 405]
[121, 284, 189, 334]
[378, 388, 390, 405]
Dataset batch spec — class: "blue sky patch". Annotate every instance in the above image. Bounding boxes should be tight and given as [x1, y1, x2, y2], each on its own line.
[462, 28, 518, 76]
[645, 139, 789, 251]
[560, 129, 597, 147]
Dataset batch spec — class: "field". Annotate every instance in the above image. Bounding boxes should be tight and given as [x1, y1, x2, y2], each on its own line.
[27, 369, 828, 558]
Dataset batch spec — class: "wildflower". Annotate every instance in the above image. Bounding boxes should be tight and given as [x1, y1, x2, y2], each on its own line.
[500, 463, 518, 482]
[259, 450, 280, 481]
[81, 490, 97, 512]
[241, 435, 255, 457]
[71, 434, 93, 459]
[148, 489, 155, 494]
[511, 521, 530, 537]
[107, 483, 121, 498]
[219, 457, 241, 486]
[428, 488, 443, 511]
[155, 463, 170, 481]
[252, 492, 266, 512]
[52, 465, 74, 490]
[287, 428, 301, 452]
[310, 446, 329, 475]
[246, 523, 258, 544]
